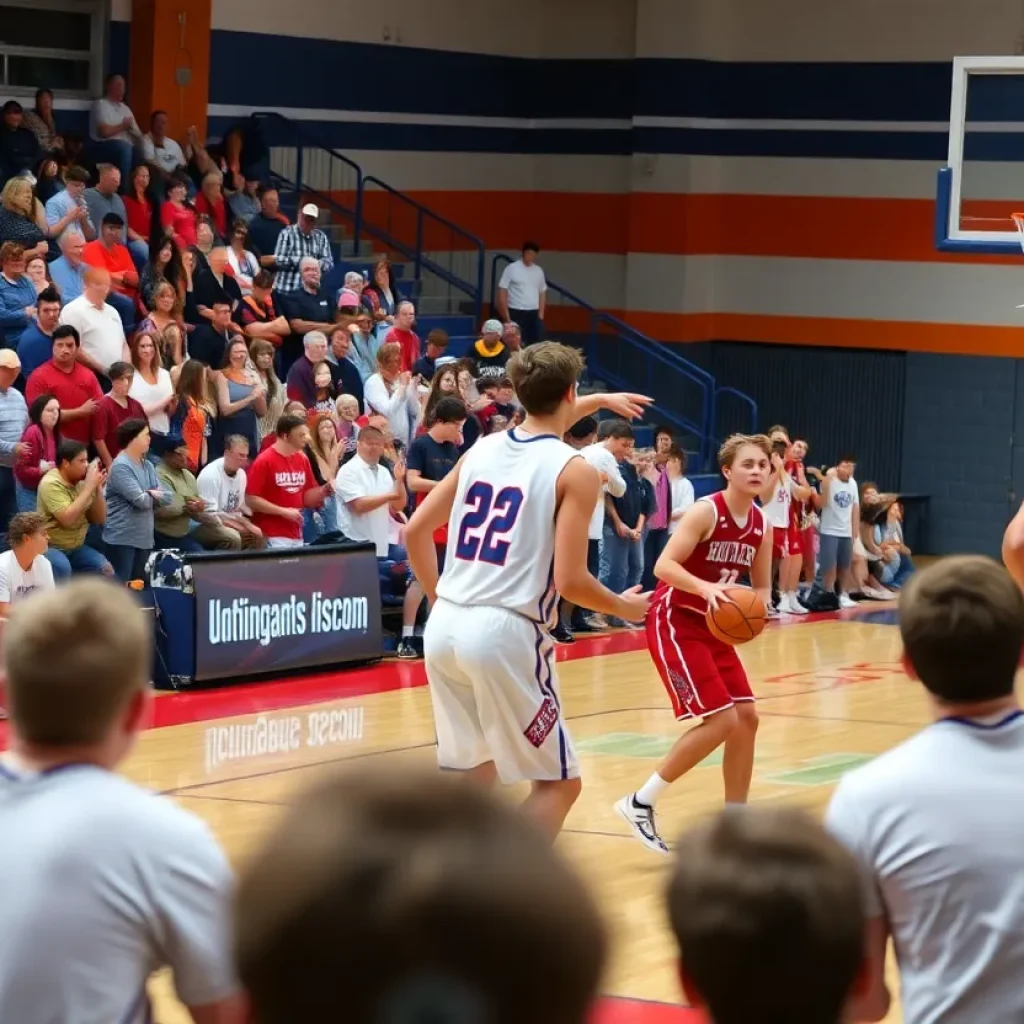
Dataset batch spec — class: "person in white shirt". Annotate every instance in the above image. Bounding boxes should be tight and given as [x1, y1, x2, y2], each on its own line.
[89, 73, 141, 186]
[333, 426, 407, 556]
[196, 436, 265, 549]
[0, 579, 246, 1024]
[139, 109, 187, 185]
[813, 455, 859, 609]
[666, 446, 694, 533]
[362, 342, 421, 449]
[826, 556, 1024, 1024]
[58, 267, 129, 378]
[0, 512, 54, 617]
[496, 241, 547, 346]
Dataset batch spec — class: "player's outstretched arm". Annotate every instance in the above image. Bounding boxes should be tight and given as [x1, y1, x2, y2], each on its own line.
[1004, 500, 1024, 592]
[654, 501, 732, 609]
[554, 459, 650, 623]
[406, 460, 464, 603]
[572, 391, 652, 423]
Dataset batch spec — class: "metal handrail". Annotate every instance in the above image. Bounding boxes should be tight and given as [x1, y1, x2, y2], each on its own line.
[714, 385, 759, 439]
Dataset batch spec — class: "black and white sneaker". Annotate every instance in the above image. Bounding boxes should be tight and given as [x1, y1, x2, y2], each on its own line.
[614, 794, 669, 854]
[396, 639, 420, 660]
[550, 622, 575, 644]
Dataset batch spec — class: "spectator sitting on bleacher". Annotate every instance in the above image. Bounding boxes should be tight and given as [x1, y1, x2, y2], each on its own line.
[26, 326, 102, 446]
[49, 230, 87, 302]
[84, 164, 147, 270]
[140, 110, 187, 189]
[502, 320, 522, 353]
[193, 245, 242, 321]
[0, 242, 41, 348]
[15, 393, 60, 514]
[239, 269, 289, 350]
[272, 203, 333, 294]
[160, 176, 198, 250]
[0, 101, 41, 183]
[285, 331, 330, 408]
[361, 258, 399, 330]
[227, 221, 258, 294]
[337, 270, 365, 311]
[325, 325, 365, 410]
[89, 73, 141, 186]
[58, 267, 130, 381]
[473, 319, 510, 379]
[228, 176, 260, 225]
[44, 165, 95, 243]
[345, 310, 381, 383]
[194, 172, 228, 240]
[197, 435, 264, 549]
[0, 349, 27, 537]
[0, 179, 48, 257]
[37, 439, 111, 577]
[412, 328, 448, 380]
[247, 187, 288, 269]
[16, 286, 61, 381]
[22, 89, 63, 158]
[82, 213, 139, 328]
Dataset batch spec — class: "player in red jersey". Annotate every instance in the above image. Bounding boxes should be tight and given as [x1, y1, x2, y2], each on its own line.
[615, 434, 773, 854]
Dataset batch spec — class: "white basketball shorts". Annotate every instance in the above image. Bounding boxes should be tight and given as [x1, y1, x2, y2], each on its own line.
[423, 598, 579, 784]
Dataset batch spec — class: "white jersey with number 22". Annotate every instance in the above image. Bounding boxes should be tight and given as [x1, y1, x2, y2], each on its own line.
[437, 428, 579, 625]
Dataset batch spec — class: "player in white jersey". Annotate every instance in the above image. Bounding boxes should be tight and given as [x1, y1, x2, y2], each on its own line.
[406, 342, 653, 837]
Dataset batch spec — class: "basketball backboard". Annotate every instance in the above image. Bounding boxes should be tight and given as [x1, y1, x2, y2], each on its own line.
[937, 55, 1024, 255]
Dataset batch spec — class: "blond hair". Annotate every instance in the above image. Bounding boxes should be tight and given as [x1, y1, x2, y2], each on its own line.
[376, 341, 402, 372]
[506, 341, 583, 416]
[717, 433, 772, 469]
[0, 177, 33, 217]
[5, 579, 151, 746]
[235, 765, 606, 1024]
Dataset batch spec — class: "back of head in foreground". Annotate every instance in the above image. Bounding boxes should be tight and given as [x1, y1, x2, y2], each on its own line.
[899, 554, 1024, 707]
[668, 807, 866, 1024]
[505, 341, 584, 422]
[234, 765, 607, 1024]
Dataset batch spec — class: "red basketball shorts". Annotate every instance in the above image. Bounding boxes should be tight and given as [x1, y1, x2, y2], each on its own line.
[646, 598, 754, 721]
[771, 522, 803, 560]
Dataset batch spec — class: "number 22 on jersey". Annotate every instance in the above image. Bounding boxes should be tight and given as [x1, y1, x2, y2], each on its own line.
[454, 481, 524, 566]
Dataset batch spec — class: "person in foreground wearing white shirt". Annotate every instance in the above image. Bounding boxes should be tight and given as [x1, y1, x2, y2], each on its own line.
[334, 425, 407, 556]
[0, 579, 245, 1024]
[666, 446, 694, 533]
[826, 556, 1024, 1024]
[496, 240, 547, 346]
[196, 435, 264, 549]
[0, 512, 54, 617]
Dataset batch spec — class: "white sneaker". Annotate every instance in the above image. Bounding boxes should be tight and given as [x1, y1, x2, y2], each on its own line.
[777, 594, 793, 615]
[615, 795, 670, 855]
[838, 593, 857, 609]
[786, 592, 810, 615]
[862, 586, 892, 601]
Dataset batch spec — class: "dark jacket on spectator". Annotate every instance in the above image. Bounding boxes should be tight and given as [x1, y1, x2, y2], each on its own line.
[610, 461, 655, 530]
[0, 125, 41, 182]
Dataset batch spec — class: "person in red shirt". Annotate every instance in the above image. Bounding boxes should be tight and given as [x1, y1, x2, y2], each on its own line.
[194, 172, 228, 239]
[92, 361, 146, 469]
[25, 324, 102, 445]
[122, 165, 154, 248]
[82, 213, 139, 304]
[384, 300, 420, 373]
[246, 412, 330, 547]
[160, 176, 198, 249]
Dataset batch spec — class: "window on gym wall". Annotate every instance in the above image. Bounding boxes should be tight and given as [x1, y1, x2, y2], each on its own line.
[0, 0, 105, 96]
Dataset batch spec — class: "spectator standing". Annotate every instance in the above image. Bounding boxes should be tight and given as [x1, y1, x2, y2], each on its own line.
[212, 336, 266, 460]
[670, 808, 867, 1024]
[601, 445, 651, 624]
[84, 164, 147, 269]
[384, 301, 420, 373]
[88, 73, 141, 185]
[334, 425, 407, 556]
[0, 242, 39, 348]
[0, 350, 28, 534]
[128, 332, 175, 435]
[122, 165, 154, 249]
[171, 359, 213, 472]
[0, 512, 55, 613]
[228, 177, 261, 225]
[364, 342, 421, 449]
[640, 427, 674, 592]
[103, 418, 169, 580]
[279, 257, 334, 374]
[160, 176, 197, 250]
[189, 300, 238, 371]
[412, 327, 448, 380]
[26, 326, 102, 446]
[250, 339, 285, 442]
[15, 394, 60, 513]
[21, 89, 63, 156]
[44, 165, 95, 243]
[140, 110, 187, 187]
[246, 413, 330, 549]
[272, 203, 333, 293]
[666, 446, 695, 533]
[48, 230, 88, 302]
[227, 221, 259, 294]
[345, 310, 381, 383]
[0, 580, 244, 1024]
[325, 325, 365, 410]
[82, 213, 140, 327]
[814, 455, 859, 609]
[92, 362, 146, 469]
[36, 440, 110, 576]
[0, 101, 41, 182]
[827, 557, 1024, 1024]
[59, 268, 130, 380]
[302, 414, 341, 540]
[197, 437, 264, 549]
[239, 270, 289, 350]
[246, 188, 288, 267]
[0, 180, 47, 257]
[361, 258, 399, 331]
[472, 318, 509, 380]
[496, 242, 547, 346]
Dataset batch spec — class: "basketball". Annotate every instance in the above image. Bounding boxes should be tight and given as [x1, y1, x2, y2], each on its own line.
[705, 586, 767, 646]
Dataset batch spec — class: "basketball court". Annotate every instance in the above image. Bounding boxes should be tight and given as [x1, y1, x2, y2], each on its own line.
[0, 604, 920, 1023]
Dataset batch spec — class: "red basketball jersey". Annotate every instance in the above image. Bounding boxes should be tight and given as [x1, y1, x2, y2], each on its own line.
[657, 490, 766, 614]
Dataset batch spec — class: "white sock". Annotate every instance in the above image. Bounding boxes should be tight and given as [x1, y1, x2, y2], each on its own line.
[402, 626, 415, 638]
[788, 591, 803, 604]
[635, 773, 669, 807]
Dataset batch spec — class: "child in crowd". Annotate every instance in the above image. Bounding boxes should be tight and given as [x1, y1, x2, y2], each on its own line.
[308, 361, 336, 421]
[335, 393, 360, 455]
[666, 445, 695, 533]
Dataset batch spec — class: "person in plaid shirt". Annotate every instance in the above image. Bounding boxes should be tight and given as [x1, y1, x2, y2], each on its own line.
[271, 203, 333, 293]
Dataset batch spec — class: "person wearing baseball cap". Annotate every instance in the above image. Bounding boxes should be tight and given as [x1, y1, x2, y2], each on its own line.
[473, 317, 510, 381]
[0, 348, 27, 541]
[270, 199, 333, 294]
